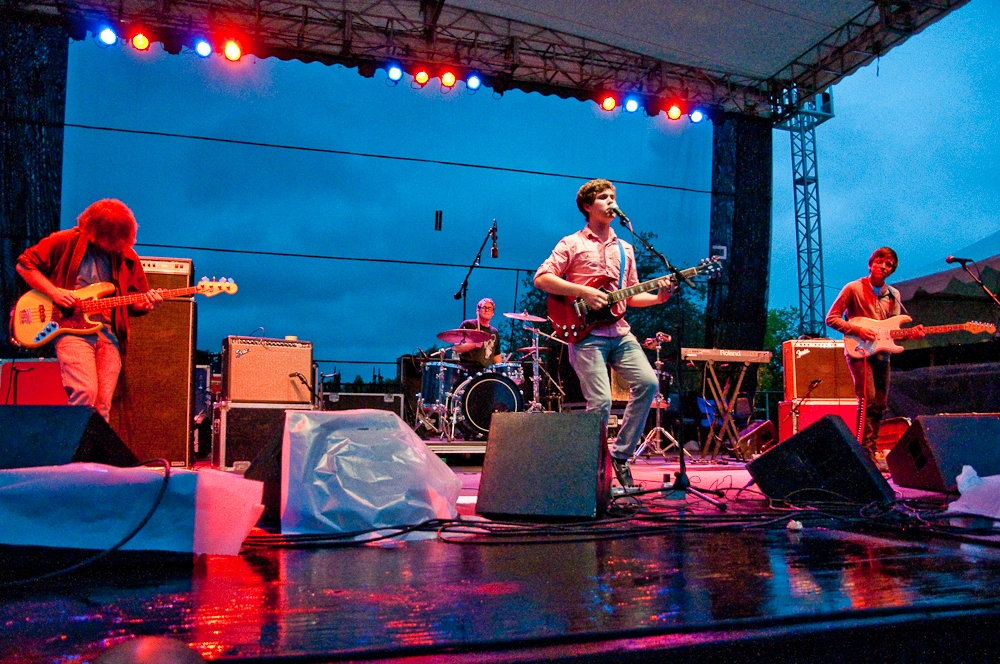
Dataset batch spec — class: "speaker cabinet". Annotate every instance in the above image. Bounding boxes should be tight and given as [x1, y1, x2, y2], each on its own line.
[782, 339, 855, 400]
[213, 401, 312, 471]
[746, 415, 894, 505]
[477, 412, 610, 519]
[778, 399, 859, 442]
[109, 257, 195, 466]
[0, 405, 138, 469]
[886, 414, 1000, 492]
[222, 336, 313, 404]
[0, 358, 67, 405]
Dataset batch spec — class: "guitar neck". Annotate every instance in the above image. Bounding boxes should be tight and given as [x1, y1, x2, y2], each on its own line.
[78, 286, 197, 312]
[889, 324, 969, 339]
[607, 267, 697, 305]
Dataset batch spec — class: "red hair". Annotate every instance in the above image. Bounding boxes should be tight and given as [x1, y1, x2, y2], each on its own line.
[77, 199, 138, 252]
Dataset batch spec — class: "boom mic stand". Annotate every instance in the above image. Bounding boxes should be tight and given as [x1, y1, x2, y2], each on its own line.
[616, 213, 726, 511]
[453, 220, 498, 320]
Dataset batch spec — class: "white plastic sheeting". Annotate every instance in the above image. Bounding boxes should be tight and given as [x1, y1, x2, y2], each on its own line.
[280, 410, 461, 536]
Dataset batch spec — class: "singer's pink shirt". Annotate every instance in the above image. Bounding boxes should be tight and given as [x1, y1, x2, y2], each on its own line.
[535, 226, 639, 338]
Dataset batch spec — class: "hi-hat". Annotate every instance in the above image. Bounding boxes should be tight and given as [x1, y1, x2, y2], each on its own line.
[517, 346, 549, 353]
[503, 311, 546, 323]
[436, 328, 491, 344]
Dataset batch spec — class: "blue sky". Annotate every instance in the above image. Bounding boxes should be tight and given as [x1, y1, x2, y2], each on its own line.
[59, 0, 998, 377]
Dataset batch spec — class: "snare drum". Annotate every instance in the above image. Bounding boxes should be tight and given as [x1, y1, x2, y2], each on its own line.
[420, 361, 465, 407]
[453, 373, 523, 437]
[486, 362, 524, 385]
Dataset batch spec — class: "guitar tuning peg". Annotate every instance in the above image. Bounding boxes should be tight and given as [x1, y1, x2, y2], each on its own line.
[199, 276, 208, 282]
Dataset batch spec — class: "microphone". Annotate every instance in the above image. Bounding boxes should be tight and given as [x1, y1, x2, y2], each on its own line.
[609, 203, 632, 229]
[289, 371, 310, 387]
[491, 222, 499, 259]
[809, 378, 823, 388]
[946, 256, 972, 265]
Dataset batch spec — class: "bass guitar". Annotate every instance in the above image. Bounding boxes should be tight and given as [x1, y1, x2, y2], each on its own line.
[11, 278, 238, 348]
[547, 257, 722, 341]
[844, 315, 995, 359]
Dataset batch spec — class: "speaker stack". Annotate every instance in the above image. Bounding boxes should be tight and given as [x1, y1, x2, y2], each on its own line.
[0, 405, 138, 469]
[109, 257, 195, 466]
[886, 414, 1000, 492]
[779, 339, 858, 441]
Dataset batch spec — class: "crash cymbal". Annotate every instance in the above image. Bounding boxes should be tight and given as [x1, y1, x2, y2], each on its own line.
[517, 346, 549, 353]
[436, 328, 491, 344]
[503, 311, 547, 323]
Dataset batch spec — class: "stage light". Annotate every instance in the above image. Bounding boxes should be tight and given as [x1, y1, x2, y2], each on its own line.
[224, 40, 241, 61]
[193, 39, 212, 57]
[131, 32, 150, 51]
[387, 63, 403, 82]
[414, 68, 430, 86]
[666, 104, 683, 120]
[441, 71, 457, 88]
[601, 95, 617, 112]
[466, 73, 482, 91]
[690, 108, 705, 123]
[97, 27, 117, 46]
[624, 97, 640, 113]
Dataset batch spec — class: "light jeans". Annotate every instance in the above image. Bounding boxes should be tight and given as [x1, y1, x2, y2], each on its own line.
[568, 333, 657, 460]
[54, 335, 122, 421]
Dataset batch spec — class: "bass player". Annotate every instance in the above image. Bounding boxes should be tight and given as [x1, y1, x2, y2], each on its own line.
[534, 179, 673, 488]
[15, 199, 163, 420]
[825, 246, 924, 464]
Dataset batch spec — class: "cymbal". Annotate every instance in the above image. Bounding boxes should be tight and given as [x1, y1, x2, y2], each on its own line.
[517, 346, 549, 353]
[503, 311, 547, 323]
[436, 328, 490, 344]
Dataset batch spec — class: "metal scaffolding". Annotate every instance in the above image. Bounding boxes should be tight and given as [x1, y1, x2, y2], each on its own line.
[775, 89, 835, 336]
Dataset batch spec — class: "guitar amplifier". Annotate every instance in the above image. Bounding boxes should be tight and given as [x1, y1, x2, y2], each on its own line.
[222, 336, 313, 404]
[778, 399, 858, 442]
[782, 339, 855, 400]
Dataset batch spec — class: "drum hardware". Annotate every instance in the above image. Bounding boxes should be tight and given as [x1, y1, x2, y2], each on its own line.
[631, 332, 687, 462]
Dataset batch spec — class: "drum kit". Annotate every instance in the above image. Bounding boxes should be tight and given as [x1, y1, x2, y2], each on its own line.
[414, 311, 566, 440]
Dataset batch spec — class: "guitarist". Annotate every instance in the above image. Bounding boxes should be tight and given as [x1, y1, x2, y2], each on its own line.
[534, 179, 673, 488]
[15, 199, 163, 420]
[825, 247, 924, 464]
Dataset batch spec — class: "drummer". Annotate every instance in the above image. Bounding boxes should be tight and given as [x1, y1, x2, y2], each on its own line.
[453, 297, 502, 370]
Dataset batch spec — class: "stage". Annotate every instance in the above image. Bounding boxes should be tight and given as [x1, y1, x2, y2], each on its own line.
[4, 456, 1000, 663]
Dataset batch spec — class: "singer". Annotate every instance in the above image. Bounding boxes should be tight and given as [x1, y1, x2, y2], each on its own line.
[453, 297, 502, 370]
[534, 179, 673, 488]
[825, 247, 925, 466]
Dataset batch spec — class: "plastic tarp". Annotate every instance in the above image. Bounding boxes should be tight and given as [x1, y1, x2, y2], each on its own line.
[280, 410, 461, 536]
[0, 464, 263, 555]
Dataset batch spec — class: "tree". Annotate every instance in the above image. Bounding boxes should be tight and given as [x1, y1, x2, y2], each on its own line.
[758, 306, 799, 392]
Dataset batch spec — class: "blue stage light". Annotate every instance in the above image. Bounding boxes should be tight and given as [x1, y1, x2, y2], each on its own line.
[97, 27, 117, 46]
[194, 39, 212, 57]
[624, 97, 640, 113]
[387, 64, 403, 82]
[690, 108, 705, 123]
[467, 74, 482, 91]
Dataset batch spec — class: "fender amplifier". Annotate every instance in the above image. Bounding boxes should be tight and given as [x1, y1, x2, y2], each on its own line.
[782, 339, 855, 400]
[222, 336, 313, 404]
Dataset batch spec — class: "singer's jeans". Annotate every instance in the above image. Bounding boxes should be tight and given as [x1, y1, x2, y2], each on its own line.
[54, 335, 122, 421]
[568, 333, 657, 460]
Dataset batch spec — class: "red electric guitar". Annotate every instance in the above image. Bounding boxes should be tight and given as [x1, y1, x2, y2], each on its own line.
[547, 257, 721, 341]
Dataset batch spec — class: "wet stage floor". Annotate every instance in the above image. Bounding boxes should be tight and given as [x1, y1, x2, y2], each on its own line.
[5, 460, 1000, 663]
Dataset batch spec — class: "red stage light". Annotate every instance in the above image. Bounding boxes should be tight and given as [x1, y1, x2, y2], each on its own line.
[666, 104, 683, 120]
[224, 40, 242, 62]
[441, 71, 457, 88]
[131, 32, 150, 51]
[601, 95, 617, 112]
[414, 69, 430, 85]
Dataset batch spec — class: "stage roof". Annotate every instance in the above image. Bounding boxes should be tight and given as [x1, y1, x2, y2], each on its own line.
[11, 0, 971, 119]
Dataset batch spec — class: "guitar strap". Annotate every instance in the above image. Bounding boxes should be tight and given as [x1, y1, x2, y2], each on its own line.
[617, 240, 626, 290]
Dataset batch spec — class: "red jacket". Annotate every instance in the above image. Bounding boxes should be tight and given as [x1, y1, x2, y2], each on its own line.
[18, 228, 151, 353]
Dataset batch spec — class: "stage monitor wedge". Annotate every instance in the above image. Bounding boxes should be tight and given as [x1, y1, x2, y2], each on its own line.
[747, 415, 894, 506]
[0, 405, 139, 469]
[886, 414, 1000, 492]
[477, 412, 610, 520]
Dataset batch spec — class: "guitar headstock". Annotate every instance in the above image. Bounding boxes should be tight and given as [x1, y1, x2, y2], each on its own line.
[699, 256, 723, 277]
[963, 321, 996, 335]
[196, 277, 239, 297]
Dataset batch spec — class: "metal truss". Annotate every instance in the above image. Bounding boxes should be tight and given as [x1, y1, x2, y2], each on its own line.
[4, 0, 969, 119]
[776, 90, 835, 336]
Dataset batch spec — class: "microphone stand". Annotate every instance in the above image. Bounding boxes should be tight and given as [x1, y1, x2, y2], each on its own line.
[453, 222, 497, 320]
[955, 261, 1000, 310]
[617, 215, 726, 511]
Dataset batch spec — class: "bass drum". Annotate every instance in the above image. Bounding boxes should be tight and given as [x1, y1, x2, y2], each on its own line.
[455, 373, 523, 437]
